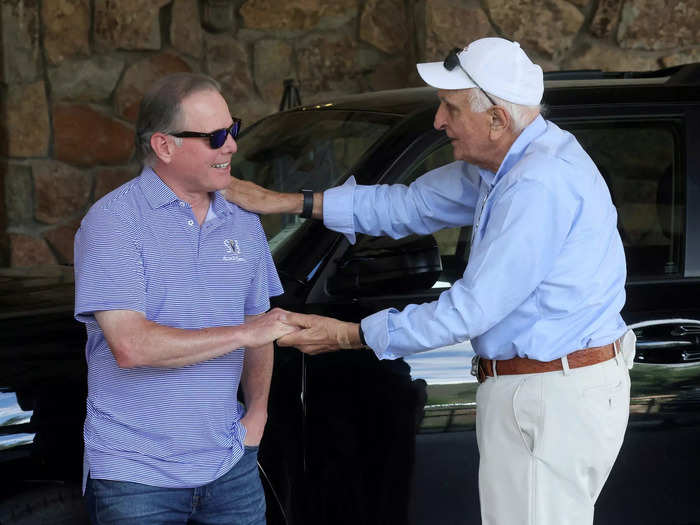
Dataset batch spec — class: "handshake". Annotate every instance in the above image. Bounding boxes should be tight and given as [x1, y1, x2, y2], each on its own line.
[252, 308, 365, 355]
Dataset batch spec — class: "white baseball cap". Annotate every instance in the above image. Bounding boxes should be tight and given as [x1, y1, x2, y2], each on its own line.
[416, 37, 544, 106]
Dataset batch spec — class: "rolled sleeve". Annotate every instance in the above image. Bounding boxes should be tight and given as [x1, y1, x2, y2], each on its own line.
[360, 310, 395, 360]
[323, 176, 358, 244]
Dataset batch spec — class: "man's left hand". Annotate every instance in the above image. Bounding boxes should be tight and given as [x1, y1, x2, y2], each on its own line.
[240, 409, 267, 447]
[276, 312, 363, 355]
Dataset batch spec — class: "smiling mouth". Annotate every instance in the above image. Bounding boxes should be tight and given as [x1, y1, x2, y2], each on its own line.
[211, 161, 230, 169]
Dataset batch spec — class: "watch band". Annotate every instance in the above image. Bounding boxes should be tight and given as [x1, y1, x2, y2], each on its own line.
[358, 325, 367, 347]
[300, 189, 314, 218]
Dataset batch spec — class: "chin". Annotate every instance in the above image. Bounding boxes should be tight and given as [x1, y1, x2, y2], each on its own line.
[211, 166, 231, 178]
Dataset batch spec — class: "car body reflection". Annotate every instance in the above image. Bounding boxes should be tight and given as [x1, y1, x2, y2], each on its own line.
[0, 391, 35, 451]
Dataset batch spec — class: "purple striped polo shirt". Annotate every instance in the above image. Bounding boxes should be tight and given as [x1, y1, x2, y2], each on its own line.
[74, 167, 283, 488]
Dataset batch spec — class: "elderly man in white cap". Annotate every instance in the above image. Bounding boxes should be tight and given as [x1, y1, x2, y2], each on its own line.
[226, 37, 635, 524]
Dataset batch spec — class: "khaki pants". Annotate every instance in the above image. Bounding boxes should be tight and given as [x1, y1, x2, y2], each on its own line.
[476, 331, 635, 525]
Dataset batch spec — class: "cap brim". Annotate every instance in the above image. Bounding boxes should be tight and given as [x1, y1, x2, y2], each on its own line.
[416, 61, 477, 90]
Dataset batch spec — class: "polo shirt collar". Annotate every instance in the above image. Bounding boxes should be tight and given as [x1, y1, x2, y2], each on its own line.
[210, 190, 234, 217]
[139, 167, 233, 218]
[139, 166, 180, 209]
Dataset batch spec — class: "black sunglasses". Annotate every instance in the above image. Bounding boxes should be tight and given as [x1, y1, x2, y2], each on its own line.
[171, 118, 242, 149]
[443, 48, 497, 107]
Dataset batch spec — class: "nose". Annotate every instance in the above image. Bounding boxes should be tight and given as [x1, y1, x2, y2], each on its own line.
[222, 132, 237, 154]
[434, 103, 447, 131]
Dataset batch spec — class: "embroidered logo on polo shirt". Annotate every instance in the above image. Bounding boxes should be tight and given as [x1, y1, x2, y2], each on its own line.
[223, 239, 245, 262]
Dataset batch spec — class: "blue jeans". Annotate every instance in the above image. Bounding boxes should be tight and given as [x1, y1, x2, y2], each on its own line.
[85, 446, 265, 524]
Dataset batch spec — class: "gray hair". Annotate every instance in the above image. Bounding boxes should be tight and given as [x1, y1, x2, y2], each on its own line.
[135, 73, 222, 166]
[466, 89, 541, 134]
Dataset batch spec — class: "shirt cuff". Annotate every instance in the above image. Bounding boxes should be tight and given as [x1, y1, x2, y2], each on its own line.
[361, 309, 402, 361]
[323, 176, 357, 244]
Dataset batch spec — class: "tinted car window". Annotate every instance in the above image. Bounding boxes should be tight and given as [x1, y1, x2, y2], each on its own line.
[369, 140, 469, 289]
[409, 142, 467, 264]
[229, 111, 397, 254]
[383, 120, 684, 283]
[561, 121, 683, 280]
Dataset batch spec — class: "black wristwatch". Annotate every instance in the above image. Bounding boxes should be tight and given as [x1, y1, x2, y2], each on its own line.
[358, 325, 368, 347]
[300, 189, 314, 218]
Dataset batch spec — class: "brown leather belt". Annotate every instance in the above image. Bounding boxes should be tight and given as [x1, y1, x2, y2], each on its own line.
[476, 342, 618, 382]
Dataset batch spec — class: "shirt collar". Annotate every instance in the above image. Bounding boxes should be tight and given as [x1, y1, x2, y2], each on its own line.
[494, 114, 547, 181]
[139, 166, 233, 217]
[139, 166, 180, 209]
[210, 190, 234, 217]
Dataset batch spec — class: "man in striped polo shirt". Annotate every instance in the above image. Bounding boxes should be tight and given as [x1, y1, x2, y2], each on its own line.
[74, 73, 297, 524]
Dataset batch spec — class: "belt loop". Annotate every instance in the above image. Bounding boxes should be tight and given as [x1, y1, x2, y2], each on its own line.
[561, 354, 571, 375]
[613, 338, 623, 366]
[491, 359, 498, 378]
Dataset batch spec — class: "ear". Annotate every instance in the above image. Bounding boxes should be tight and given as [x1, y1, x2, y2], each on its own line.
[150, 132, 177, 164]
[488, 106, 512, 140]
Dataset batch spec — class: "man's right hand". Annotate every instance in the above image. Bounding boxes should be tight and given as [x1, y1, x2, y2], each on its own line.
[276, 312, 364, 355]
[241, 307, 301, 348]
[224, 177, 302, 215]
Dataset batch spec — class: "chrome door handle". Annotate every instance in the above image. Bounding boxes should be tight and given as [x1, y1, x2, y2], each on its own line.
[630, 319, 700, 364]
[636, 340, 693, 349]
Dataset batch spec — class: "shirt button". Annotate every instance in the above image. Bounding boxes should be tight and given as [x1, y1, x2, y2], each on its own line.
[187, 220, 194, 226]
[179, 201, 186, 207]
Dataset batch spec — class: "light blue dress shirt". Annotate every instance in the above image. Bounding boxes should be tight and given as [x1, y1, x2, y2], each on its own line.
[323, 115, 628, 362]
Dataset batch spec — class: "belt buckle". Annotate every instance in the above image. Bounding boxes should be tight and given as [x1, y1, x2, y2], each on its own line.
[471, 354, 485, 383]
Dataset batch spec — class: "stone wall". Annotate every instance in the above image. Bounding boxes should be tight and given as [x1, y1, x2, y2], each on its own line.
[1, 0, 698, 267]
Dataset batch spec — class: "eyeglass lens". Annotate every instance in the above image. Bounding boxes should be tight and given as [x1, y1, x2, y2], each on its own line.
[211, 121, 241, 148]
[443, 48, 461, 71]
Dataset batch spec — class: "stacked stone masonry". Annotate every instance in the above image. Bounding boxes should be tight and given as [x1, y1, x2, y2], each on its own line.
[1, 0, 698, 267]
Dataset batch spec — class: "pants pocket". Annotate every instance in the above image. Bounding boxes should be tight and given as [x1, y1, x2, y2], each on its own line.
[580, 368, 630, 464]
[512, 376, 543, 455]
[581, 364, 630, 412]
[582, 378, 623, 407]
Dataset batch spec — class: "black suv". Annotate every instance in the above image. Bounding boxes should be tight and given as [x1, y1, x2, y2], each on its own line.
[2, 64, 699, 525]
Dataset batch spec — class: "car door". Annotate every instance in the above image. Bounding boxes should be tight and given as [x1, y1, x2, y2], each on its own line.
[300, 132, 481, 525]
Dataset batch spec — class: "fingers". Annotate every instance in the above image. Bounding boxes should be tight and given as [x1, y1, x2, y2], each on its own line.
[224, 177, 267, 212]
[297, 344, 335, 355]
[269, 309, 323, 331]
[269, 310, 361, 354]
[268, 307, 298, 320]
[276, 329, 317, 347]
[276, 323, 301, 339]
[277, 337, 336, 355]
[244, 308, 301, 345]
[267, 308, 309, 331]
[281, 311, 319, 329]
[276, 324, 340, 355]
[241, 418, 264, 446]
[223, 177, 242, 197]
[266, 308, 293, 325]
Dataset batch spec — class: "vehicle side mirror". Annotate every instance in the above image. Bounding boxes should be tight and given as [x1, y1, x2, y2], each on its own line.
[327, 234, 443, 296]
